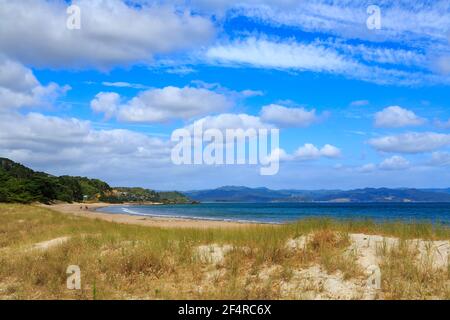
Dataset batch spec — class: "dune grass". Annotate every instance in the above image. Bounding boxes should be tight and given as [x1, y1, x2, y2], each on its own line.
[0, 204, 448, 300]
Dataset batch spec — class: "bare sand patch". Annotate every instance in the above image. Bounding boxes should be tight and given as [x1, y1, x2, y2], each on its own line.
[347, 234, 449, 271]
[280, 265, 377, 300]
[196, 244, 234, 265]
[285, 235, 311, 250]
[288, 233, 449, 271]
[31, 236, 70, 251]
[407, 239, 449, 270]
[347, 233, 398, 270]
[277, 232, 450, 299]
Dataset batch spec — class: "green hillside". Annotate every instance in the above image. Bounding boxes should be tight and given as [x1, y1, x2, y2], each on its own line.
[0, 158, 191, 204]
[0, 158, 113, 204]
[158, 191, 193, 204]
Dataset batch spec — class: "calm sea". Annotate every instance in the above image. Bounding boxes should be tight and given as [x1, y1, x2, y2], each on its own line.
[96, 202, 450, 225]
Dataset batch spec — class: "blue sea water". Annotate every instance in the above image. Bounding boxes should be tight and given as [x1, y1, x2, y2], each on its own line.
[96, 202, 450, 225]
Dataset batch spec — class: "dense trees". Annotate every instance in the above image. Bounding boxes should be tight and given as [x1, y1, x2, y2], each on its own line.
[0, 158, 192, 204]
[0, 158, 113, 204]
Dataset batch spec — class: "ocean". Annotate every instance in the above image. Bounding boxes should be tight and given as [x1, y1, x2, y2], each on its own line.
[96, 202, 450, 225]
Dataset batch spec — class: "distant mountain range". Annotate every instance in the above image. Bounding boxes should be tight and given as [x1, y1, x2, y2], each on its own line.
[185, 186, 450, 203]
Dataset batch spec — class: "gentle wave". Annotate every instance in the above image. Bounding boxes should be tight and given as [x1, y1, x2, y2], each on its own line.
[120, 207, 271, 224]
[95, 202, 450, 224]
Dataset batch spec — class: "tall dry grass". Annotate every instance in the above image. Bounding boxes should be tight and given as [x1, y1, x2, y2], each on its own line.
[0, 204, 448, 299]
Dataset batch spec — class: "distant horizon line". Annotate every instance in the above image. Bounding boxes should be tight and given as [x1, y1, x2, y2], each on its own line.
[154, 186, 450, 193]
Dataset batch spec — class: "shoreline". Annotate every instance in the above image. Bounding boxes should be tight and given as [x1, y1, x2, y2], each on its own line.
[40, 203, 262, 229]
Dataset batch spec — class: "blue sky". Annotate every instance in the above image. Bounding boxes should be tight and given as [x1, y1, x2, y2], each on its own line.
[1, 0, 450, 190]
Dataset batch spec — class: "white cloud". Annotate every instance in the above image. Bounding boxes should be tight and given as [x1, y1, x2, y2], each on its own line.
[206, 37, 356, 73]
[263, 143, 341, 164]
[435, 118, 450, 129]
[183, 109, 329, 137]
[374, 106, 426, 128]
[164, 66, 197, 75]
[204, 37, 447, 86]
[0, 58, 69, 109]
[320, 144, 342, 158]
[265, 148, 291, 162]
[293, 143, 341, 161]
[90, 86, 232, 123]
[0, 112, 171, 174]
[219, 1, 450, 46]
[335, 42, 428, 68]
[434, 55, 450, 75]
[429, 152, 450, 166]
[368, 132, 450, 154]
[186, 113, 271, 134]
[102, 82, 149, 89]
[259, 104, 320, 128]
[241, 89, 264, 97]
[379, 156, 410, 171]
[350, 100, 369, 107]
[90, 92, 121, 120]
[192, 1, 450, 83]
[357, 163, 377, 173]
[356, 156, 410, 172]
[0, 0, 214, 69]
[431, 31, 450, 75]
[179, 112, 338, 161]
[179, 113, 275, 165]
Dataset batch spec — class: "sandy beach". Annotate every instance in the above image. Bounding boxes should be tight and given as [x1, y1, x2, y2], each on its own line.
[40, 203, 256, 229]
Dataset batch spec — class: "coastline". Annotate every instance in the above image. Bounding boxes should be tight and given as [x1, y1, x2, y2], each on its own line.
[40, 203, 261, 229]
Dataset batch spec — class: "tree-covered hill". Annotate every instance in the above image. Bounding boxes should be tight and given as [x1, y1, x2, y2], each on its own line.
[0, 158, 191, 204]
[158, 191, 194, 204]
[0, 158, 113, 204]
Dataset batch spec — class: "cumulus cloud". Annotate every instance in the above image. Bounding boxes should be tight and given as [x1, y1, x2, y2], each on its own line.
[265, 148, 291, 162]
[374, 106, 426, 128]
[0, 112, 171, 175]
[356, 156, 410, 172]
[0, 62, 169, 176]
[0, 0, 214, 69]
[90, 86, 232, 123]
[184, 113, 271, 139]
[259, 104, 321, 128]
[90, 92, 121, 120]
[176, 111, 336, 160]
[293, 143, 341, 161]
[368, 132, 450, 154]
[379, 155, 410, 171]
[320, 144, 342, 158]
[264, 143, 341, 164]
[0, 58, 69, 109]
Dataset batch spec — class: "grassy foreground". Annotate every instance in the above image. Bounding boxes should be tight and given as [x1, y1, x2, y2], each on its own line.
[0, 204, 449, 300]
